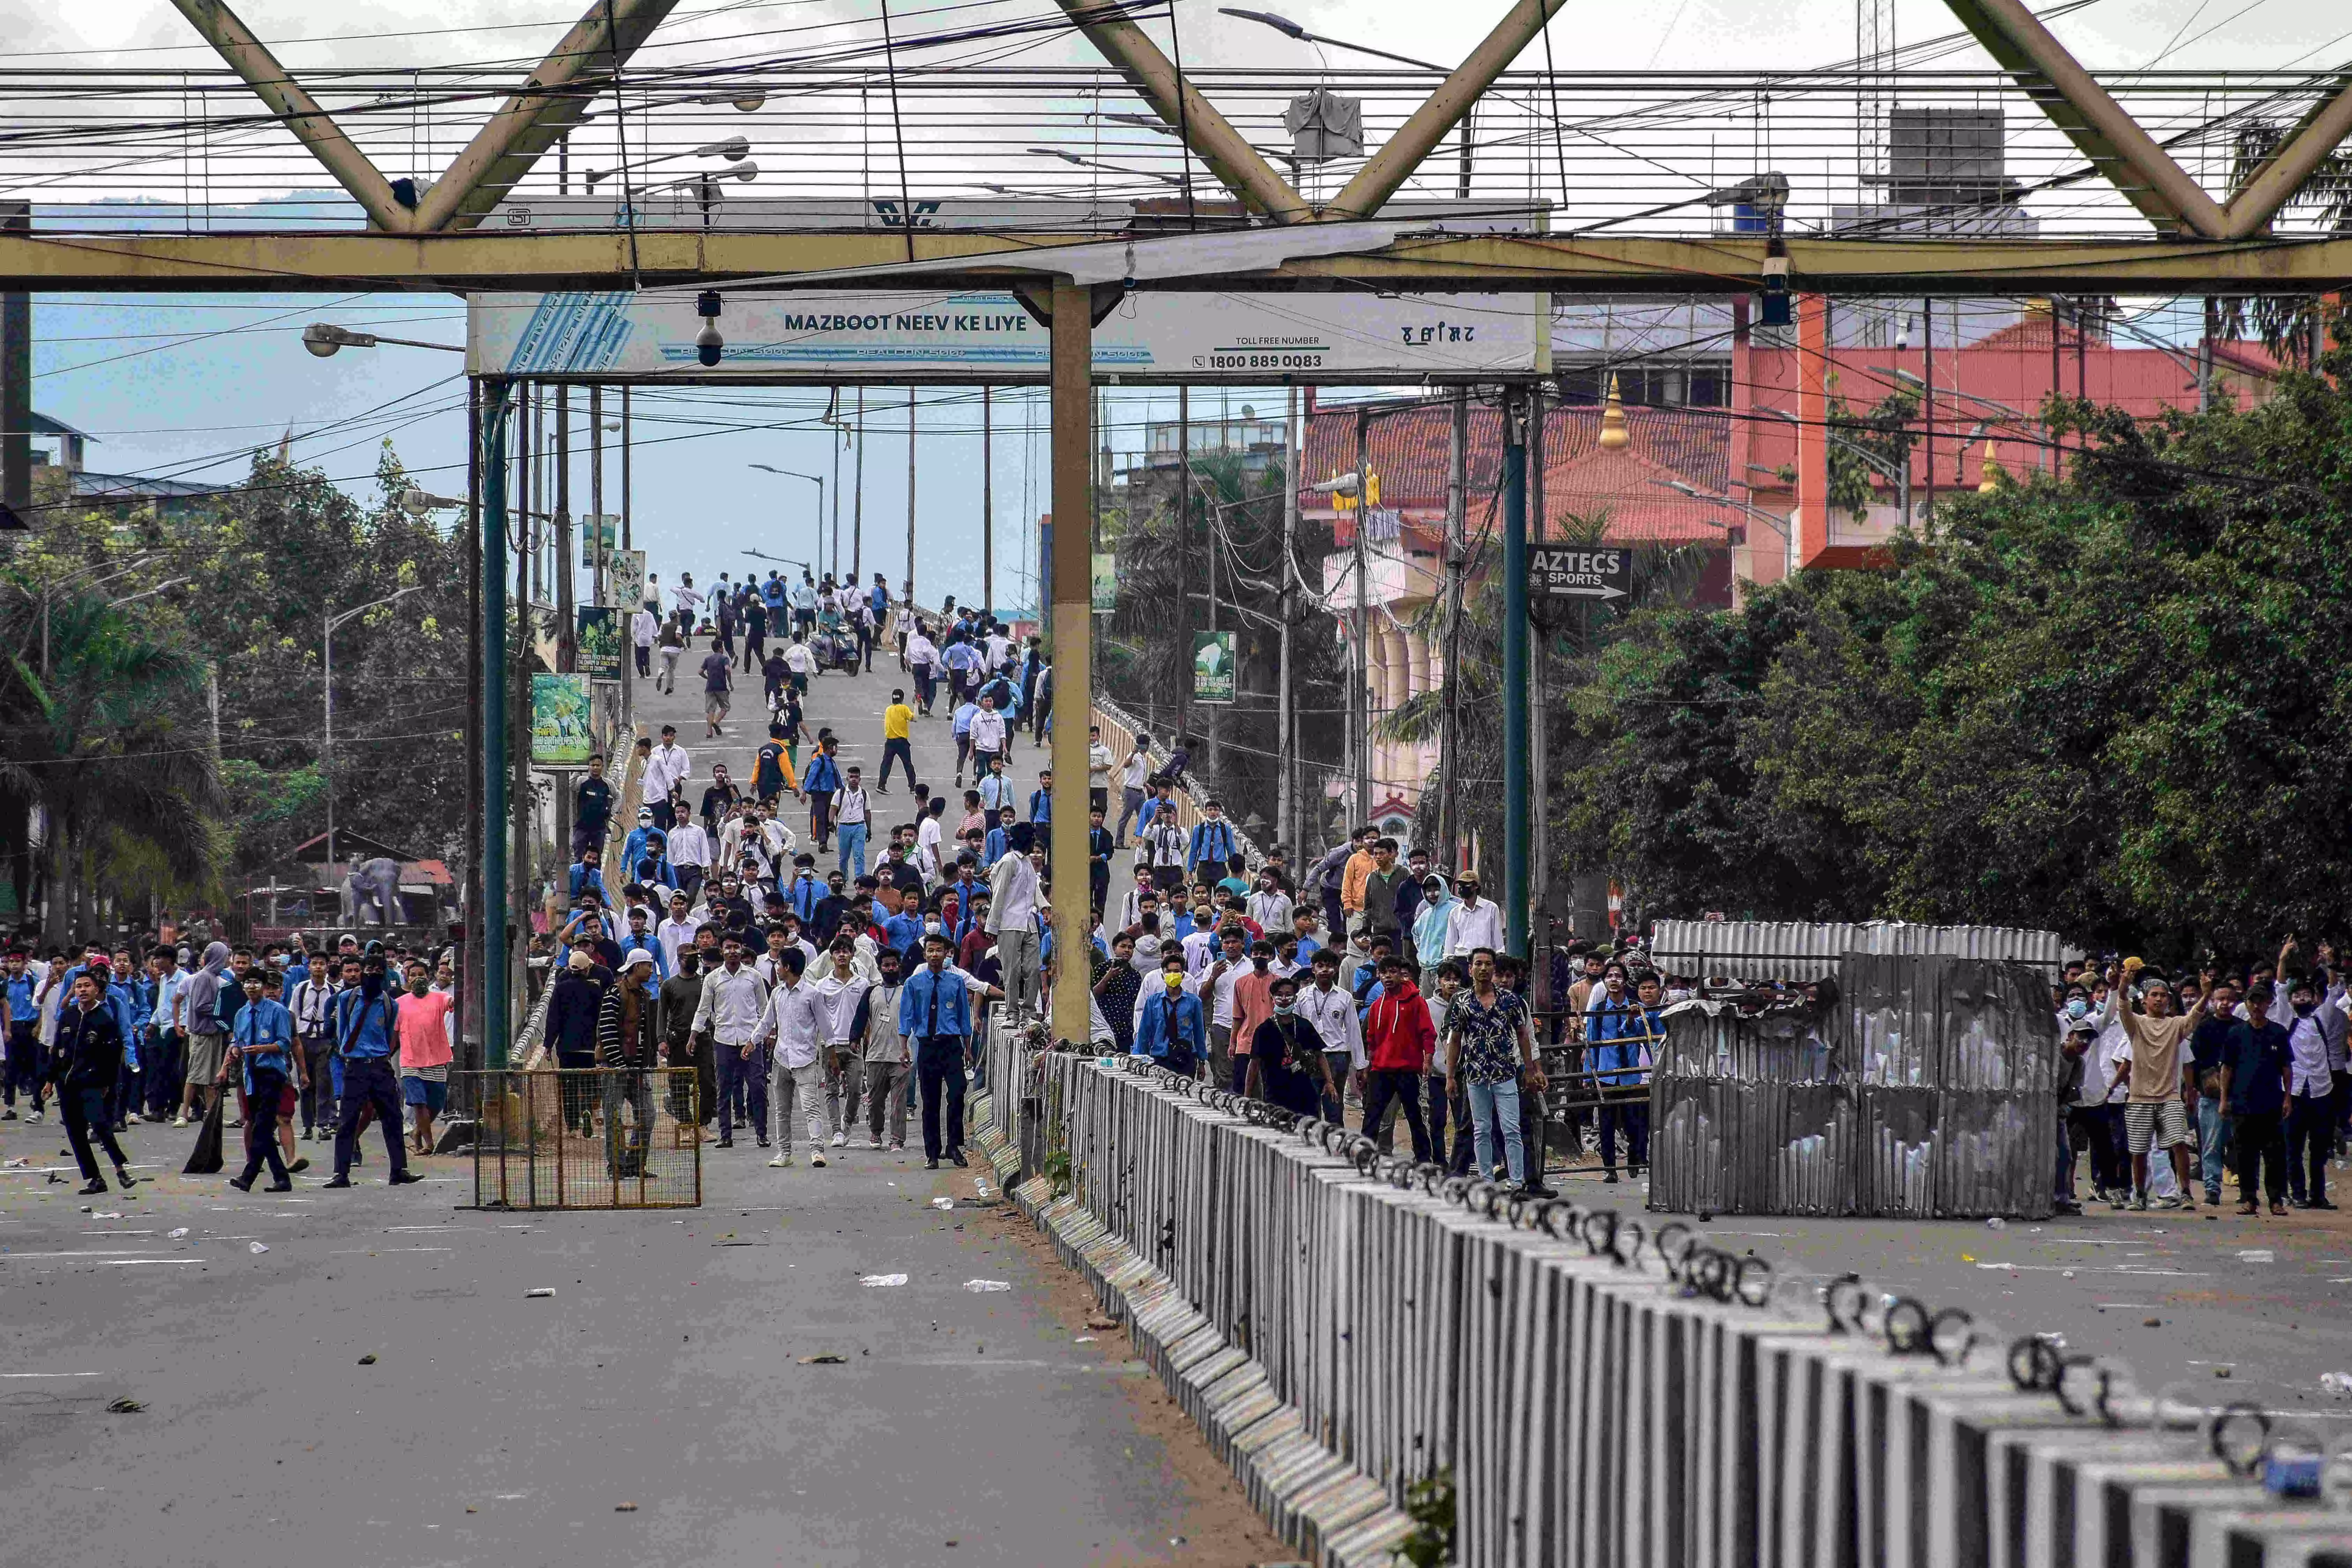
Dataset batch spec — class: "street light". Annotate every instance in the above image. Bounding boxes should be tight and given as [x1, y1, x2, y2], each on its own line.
[302, 323, 463, 357]
[749, 464, 826, 573]
[1026, 148, 1184, 187]
[323, 583, 428, 866]
[400, 487, 466, 517]
[1218, 7, 1446, 69]
[587, 135, 753, 187]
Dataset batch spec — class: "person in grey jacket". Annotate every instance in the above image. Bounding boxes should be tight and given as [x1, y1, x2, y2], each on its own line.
[176, 942, 231, 1128]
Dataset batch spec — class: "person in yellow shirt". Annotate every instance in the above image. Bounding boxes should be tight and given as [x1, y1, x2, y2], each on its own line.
[879, 688, 918, 794]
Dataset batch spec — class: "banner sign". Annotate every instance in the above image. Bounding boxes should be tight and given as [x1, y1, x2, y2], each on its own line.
[1091, 552, 1117, 613]
[575, 607, 622, 679]
[531, 673, 593, 766]
[609, 547, 647, 611]
[470, 290, 1539, 383]
[1192, 631, 1237, 704]
[579, 514, 618, 568]
[1530, 545, 1631, 601]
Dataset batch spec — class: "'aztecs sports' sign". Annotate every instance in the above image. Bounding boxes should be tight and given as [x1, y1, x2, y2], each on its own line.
[1528, 546, 1630, 600]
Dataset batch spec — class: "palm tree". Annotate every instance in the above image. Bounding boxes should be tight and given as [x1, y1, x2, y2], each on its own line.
[2219, 120, 2352, 364]
[0, 592, 222, 936]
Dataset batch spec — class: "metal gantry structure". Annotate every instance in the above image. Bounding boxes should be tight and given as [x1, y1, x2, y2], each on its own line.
[9, 0, 2352, 1061]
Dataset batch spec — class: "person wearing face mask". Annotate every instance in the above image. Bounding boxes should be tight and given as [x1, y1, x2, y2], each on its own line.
[1226, 939, 1283, 1093]
[394, 959, 456, 1158]
[1246, 872, 1293, 936]
[325, 951, 420, 1189]
[1133, 950, 1206, 1076]
[2281, 976, 2338, 1209]
[1247, 975, 1333, 1117]
[2221, 980, 2294, 1216]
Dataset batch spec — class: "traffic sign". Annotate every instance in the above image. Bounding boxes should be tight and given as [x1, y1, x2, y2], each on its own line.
[1529, 545, 1630, 600]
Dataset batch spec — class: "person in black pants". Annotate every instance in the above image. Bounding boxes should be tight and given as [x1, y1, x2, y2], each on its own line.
[226, 971, 295, 1193]
[740, 596, 768, 672]
[324, 957, 419, 1189]
[53, 968, 134, 1195]
[903, 933, 1003, 1168]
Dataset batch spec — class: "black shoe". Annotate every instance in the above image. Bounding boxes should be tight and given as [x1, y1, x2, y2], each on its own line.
[322, 1175, 352, 1189]
[229, 1175, 254, 1193]
[114, 1171, 137, 1188]
[78, 1178, 107, 1196]
[1603, 1170, 1620, 1184]
[948, 1148, 968, 1168]
[390, 1171, 425, 1186]
[714, 1139, 733, 1149]
[266, 1180, 294, 1193]
[925, 1157, 940, 1169]
[2312, 1197, 2339, 1210]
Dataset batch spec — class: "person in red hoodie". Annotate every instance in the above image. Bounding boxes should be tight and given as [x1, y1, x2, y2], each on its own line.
[1361, 954, 1435, 1161]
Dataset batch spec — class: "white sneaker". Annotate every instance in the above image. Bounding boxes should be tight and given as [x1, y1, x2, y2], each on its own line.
[866, 1137, 885, 1150]
[171, 1115, 188, 1128]
[768, 1154, 790, 1168]
[889, 1141, 905, 1153]
[829, 1131, 847, 1148]
[24, 1110, 42, 1124]
[811, 1151, 828, 1167]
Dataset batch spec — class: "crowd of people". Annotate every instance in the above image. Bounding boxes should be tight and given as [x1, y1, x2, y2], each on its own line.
[2, 933, 454, 1196]
[2055, 943, 2348, 1219]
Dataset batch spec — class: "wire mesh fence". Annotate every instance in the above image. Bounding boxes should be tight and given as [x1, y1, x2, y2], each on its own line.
[460, 1068, 702, 1210]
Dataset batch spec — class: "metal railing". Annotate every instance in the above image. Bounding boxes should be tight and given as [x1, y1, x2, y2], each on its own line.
[461, 1067, 702, 1210]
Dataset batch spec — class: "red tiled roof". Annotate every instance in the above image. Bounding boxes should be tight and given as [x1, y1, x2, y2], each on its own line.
[1969, 315, 2110, 352]
[1299, 399, 1730, 520]
[1538, 443, 1737, 545]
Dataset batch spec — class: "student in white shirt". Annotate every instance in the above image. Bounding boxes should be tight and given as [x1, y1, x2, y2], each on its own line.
[1296, 948, 1363, 1117]
[655, 894, 704, 977]
[1443, 873, 1506, 957]
[760, 947, 832, 1166]
[811, 940, 872, 1149]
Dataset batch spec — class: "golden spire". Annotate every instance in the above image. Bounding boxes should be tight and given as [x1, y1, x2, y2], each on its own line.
[1598, 373, 1630, 451]
[1977, 438, 2002, 493]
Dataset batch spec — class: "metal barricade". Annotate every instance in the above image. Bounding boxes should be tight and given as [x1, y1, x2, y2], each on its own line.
[460, 1067, 702, 1209]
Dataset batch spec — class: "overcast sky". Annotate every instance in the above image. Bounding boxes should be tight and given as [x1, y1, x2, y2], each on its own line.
[17, 0, 2351, 609]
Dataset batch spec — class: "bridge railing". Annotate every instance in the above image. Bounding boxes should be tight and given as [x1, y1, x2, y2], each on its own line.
[980, 1021, 2346, 1568]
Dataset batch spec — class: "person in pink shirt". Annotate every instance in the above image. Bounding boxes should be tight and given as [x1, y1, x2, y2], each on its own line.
[394, 959, 456, 1156]
[1227, 939, 1283, 1093]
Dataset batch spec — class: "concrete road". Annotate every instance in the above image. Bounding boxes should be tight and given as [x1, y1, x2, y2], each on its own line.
[0, 626, 1286, 1568]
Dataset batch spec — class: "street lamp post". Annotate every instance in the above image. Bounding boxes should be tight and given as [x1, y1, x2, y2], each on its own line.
[748, 464, 825, 570]
[323, 584, 427, 866]
[301, 323, 464, 357]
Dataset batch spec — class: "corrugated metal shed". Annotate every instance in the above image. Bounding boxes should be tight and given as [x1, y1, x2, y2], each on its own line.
[1649, 919, 2071, 981]
[1649, 951, 2058, 1220]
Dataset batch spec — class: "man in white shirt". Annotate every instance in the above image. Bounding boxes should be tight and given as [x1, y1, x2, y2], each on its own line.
[1247, 875, 1294, 936]
[690, 936, 771, 1148]
[967, 693, 1008, 774]
[665, 816, 712, 903]
[761, 947, 831, 1166]
[643, 726, 692, 831]
[1113, 738, 1153, 846]
[630, 605, 660, 678]
[987, 823, 1043, 1016]
[834, 767, 873, 880]
[1087, 726, 1114, 816]
[655, 892, 703, 977]
[1443, 873, 1506, 957]
[812, 939, 871, 1149]
[915, 800, 946, 883]
[1296, 948, 1364, 1118]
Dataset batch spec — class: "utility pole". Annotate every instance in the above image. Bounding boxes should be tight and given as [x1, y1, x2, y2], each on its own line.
[1277, 383, 1300, 860]
[1500, 387, 1530, 960]
[829, 389, 842, 579]
[852, 387, 865, 582]
[904, 388, 917, 606]
[481, 379, 513, 1058]
[553, 384, 574, 860]
[0, 200, 28, 524]
[465, 380, 483, 1076]
[1438, 385, 1468, 873]
[589, 385, 605, 606]
[982, 385, 994, 613]
[1527, 382, 1549, 922]
[620, 387, 632, 550]
[1175, 384, 1191, 747]
[1352, 405, 1371, 832]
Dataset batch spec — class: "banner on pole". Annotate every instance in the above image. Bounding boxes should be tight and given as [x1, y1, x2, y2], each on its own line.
[1091, 552, 1117, 613]
[575, 607, 622, 679]
[579, 514, 618, 568]
[1192, 631, 1237, 704]
[471, 290, 1540, 383]
[609, 547, 647, 609]
[530, 673, 594, 766]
